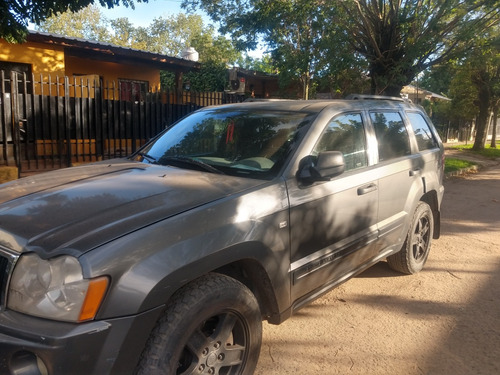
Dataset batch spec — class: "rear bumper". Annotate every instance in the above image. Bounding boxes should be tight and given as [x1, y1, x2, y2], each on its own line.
[0, 306, 164, 375]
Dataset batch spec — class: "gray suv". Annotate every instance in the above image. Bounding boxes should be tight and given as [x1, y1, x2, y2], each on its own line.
[0, 96, 444, 375]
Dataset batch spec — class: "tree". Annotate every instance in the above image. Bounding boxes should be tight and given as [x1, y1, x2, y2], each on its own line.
[37, 6, 241, 64]
[183, 61, 227, 91]
[259, 1, 345, 99]
[237, 54, 275, 74]
[419, 63, 457, 98]
[183, 0, 356, 99]
[141, 13, 205, 56]
[191, 32, 241, 65]
[448, 63, 480, 140]
[489, 39, 500, 149]
[337, 0, 500, 96]
[36, 4, 111, 41]
[445, 28, 500, 150]
[470, 32, 500, 150]
[36, 5, 148, 49]
[1, 0, 144, 42]
[184, 0, 500, 97]
[109, 17, 141, 48]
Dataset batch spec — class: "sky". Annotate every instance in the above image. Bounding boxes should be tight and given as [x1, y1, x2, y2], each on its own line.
[99, 0, 212, 28]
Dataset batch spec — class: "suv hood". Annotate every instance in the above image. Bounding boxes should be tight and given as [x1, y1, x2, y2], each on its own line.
[0, 160, 263, 255]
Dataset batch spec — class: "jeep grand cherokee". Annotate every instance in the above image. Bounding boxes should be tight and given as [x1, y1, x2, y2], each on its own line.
[0, 96, 444, 375]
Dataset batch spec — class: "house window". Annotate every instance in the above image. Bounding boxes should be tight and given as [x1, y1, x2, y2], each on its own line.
[0, 61, 32, 93]
[119, 79, 148, 102]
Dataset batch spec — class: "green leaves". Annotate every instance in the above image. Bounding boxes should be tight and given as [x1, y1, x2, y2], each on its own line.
[339, 0, 500, 95]
[37, 4, 111, 41]
[184, 61, 227, 91]
[1, 0, 148, 43]
[35, 5, 242, 66]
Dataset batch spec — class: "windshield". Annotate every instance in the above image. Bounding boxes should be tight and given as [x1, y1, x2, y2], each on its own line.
[133, 108, 314, 179]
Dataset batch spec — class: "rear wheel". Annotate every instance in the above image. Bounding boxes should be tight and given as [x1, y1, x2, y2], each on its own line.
[387, 201, 434, 274]
[135, 273, 262, 375]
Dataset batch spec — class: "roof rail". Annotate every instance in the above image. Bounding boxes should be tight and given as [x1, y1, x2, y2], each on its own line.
[345, 94, 407, 102]
[243, 98, 293, 102]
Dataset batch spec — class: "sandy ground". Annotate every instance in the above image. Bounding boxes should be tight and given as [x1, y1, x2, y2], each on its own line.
[255, 153, 500, 374]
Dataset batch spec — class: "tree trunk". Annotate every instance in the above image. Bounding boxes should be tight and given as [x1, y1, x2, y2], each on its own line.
[302, 71, 310, 100]
[472, 84, 490, 151]
[472, 70, 490, 151]
[369, 60, 406, 97]
[490, 105, 498, 148]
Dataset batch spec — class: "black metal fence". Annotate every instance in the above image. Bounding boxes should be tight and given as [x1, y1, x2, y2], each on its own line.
[0, 71, 243, 176]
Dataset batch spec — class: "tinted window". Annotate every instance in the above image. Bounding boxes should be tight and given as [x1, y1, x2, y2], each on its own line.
[370, 112, 411, 161]
[313, 113, 367, 171]
[406, 112, 438, 150]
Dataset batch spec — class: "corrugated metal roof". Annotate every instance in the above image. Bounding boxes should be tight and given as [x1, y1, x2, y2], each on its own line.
[27, 31, 200, 70]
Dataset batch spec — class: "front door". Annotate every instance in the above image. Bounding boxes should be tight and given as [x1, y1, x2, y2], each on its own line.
[287, 112, 379, 305]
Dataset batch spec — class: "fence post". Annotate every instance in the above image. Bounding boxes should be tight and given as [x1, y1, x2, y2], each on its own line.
[10, 71, 21, 177]
[0, 70, 8, 164]
[95, 78, 104, 158]
[64, 76, 71, 167]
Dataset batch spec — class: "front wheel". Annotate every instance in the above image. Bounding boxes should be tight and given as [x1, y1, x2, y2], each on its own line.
[135, 273, 262, 375]
[387, 201, 434, 274]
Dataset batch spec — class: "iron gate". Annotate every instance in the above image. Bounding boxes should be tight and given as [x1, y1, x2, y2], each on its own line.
[0, 71, 243, 176]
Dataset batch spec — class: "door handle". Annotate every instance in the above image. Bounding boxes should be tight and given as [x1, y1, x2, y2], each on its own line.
[357, 183, 377, 195]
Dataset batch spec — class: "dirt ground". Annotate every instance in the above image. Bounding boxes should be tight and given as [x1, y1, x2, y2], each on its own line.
[255, 152, 500, 375]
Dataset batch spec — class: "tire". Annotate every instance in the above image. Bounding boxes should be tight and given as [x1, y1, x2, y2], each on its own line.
[135, 273, 262, 375]
[387, 201, 434, 274]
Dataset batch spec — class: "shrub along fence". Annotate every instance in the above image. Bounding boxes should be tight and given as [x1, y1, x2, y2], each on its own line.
[0, 71, 243, 176]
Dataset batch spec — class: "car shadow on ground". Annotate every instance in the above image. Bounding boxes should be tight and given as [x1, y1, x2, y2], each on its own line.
[355, 261, 403, 278]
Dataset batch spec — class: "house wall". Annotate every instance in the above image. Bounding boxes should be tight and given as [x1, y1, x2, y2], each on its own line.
[0, 39, 160, 92]
[65, 56, 160, 91]
[0, 39, 65, 77]
[245, 77, 281, 98]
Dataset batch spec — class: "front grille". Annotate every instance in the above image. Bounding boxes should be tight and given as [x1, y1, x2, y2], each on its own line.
[0, 249, 18, 309]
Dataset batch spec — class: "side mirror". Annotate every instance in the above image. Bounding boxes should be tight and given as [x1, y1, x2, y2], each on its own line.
[297, 151, 345, 184]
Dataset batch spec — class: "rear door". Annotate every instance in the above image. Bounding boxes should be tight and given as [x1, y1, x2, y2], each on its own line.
[287, 112, 380, 305]
[369, 110, 423, 252]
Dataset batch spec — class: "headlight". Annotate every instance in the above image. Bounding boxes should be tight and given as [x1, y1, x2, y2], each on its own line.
[7, 253, 108, 322]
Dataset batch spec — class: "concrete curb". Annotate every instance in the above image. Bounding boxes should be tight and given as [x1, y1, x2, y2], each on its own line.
[444, 146, 500, 179]
[445, 164, 479, 179]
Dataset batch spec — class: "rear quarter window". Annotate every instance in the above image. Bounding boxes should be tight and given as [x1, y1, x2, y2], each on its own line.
[406, 112, 439, 151]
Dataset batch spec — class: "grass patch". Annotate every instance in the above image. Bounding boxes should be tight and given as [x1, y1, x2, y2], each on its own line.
[445, 158, 477, 173]
[449, 144, 500, 159]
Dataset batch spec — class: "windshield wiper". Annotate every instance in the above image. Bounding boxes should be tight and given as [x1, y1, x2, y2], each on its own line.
[138, 152, 159, 164]
[160, 156, 224, 175]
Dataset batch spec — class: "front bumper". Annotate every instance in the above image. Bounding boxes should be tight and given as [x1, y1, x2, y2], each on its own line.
[0, 306, 164, 375]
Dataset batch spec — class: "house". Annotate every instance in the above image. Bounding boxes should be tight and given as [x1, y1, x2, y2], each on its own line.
[400, 84, 451, 105]
[0, 31, 200, 98]
[1, 33, 279, 175]
[226, 67, 281, 98]
[1, 31, 283, 100]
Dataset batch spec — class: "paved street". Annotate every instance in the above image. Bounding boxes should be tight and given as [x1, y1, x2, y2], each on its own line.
[255, 156, 500, 374]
